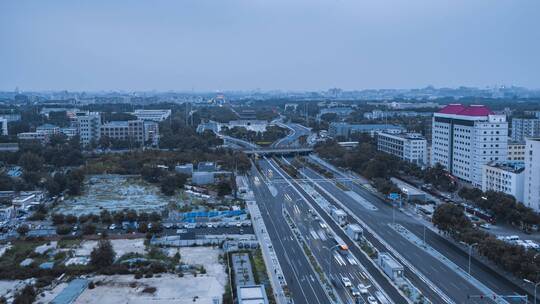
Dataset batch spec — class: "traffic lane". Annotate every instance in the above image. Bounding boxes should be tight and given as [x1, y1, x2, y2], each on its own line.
[270, 162, 378, 304]
[249, 169, 329, 304]
[283, 193, 366, 304]
[287, 205, 370, 304]
[261, 160, 409, 304]
[342, 175, 523, 296]
[303, 170, 494, 304]
[253, 186, 324, 304]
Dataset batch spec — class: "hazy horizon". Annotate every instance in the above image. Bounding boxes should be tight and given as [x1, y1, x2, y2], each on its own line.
[2, 0, 539, 92]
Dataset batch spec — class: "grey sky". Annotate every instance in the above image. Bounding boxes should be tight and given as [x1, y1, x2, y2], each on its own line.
[1, 0, 539, 91]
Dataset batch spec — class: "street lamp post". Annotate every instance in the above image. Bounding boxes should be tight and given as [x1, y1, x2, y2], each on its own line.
[460, 242, 478, 275]
[524, 279, 540, 304]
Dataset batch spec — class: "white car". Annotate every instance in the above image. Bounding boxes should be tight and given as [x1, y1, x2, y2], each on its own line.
[358, 284, 370, 294]
[480, 223, 491, 230]
[341, 276, 352, 288]
[367, 296, 378, 304]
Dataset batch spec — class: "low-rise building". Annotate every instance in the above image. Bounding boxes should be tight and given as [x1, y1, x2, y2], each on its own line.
[100, 120, 145, 144]
[133, 109, 171, 122]
[36, 124, 60, 136]
[198, 162, 217, 172]
[0, 143, 19, 152]
[192, 172, 215, 185]
[377, 132, 428, 166]
[328, 122, 404, 139]
[238, 285, 269, 304]
[17, 132, 47, 143]
[60, 127, 79, 138]
[175, 164, 194, 176]
[482, 161, 525, 203]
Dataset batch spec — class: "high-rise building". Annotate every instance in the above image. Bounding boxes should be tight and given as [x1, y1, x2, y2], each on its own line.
[431, 104, 508, 187]
[77, 111, 101, 146]
[524, 138, 540, 211]
[511, 118, 540, 141]
[376, 132, 428, 166]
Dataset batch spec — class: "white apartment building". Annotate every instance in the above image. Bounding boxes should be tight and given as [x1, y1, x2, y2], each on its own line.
[77, 112, 101, 146]
[482, 161, 525, 203]
[133, 109, 171, 122]
[431, 104, 508, 188]
[377, 132, 428, 166]
[0, 118, 7, 135]
[508, 141, 526, 161]
[524, 138, 540, 211]
[511, 118, 540, 141]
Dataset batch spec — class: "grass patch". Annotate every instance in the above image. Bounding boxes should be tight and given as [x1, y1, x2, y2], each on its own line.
[250, 249, 276, 304]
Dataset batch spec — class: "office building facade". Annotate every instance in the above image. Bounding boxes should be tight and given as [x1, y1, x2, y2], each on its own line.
[524, 138, 540, 211]
[377, 132, 428, 166]
[77, 112, 101, 146]
[431, 104, 508, 187]
[482, 161, 525, 203]
[511, 118, 540, 142]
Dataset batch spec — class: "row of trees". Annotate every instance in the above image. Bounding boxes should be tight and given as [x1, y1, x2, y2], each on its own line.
[314, 137, 457, 194]
[222, 125, 289, 146]
[459, 188, 540, 227]
[432, 203, 540, 281]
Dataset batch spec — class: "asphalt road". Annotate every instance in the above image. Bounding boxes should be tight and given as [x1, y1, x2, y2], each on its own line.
[261, 158, 396, 304]
[301, 159, 528, 303]
[248, 165, 331, 304]
[273, 123, 312, 148]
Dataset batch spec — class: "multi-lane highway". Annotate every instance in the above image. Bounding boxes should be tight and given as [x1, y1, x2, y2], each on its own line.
[248, 164, 331, 304]
[299, 155, 529, 303]
[259, 157, 402, 304]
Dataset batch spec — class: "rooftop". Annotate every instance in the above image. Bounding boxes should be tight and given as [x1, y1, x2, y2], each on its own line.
[437, 104, 494, 117]
[102, 121, 129, 127]
[485, 161, 525, 173]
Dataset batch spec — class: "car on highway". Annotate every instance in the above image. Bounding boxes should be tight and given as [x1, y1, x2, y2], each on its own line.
[480, 223, 491, 230]
[350, 286, 361, 297]
[341, 276, 352, 288]
[358, 284, 369, 294]
[367, 296, 378, 304]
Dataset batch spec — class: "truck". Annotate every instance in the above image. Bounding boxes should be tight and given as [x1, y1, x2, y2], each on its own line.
[331, 208, 347, 226]
[346, 224, 363, 241]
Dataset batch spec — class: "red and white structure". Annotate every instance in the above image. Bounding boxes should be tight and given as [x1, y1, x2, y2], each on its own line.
[431, 104, 508, 187]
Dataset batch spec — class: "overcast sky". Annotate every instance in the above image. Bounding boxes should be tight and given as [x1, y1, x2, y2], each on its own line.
[1, 0, 539, 92]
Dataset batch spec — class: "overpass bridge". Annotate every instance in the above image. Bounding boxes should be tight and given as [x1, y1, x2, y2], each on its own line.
[243, 147, 313, 156]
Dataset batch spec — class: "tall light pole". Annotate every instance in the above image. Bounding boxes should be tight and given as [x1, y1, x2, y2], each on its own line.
[524, 279, 540, 304]
[460, 241, 478, 275]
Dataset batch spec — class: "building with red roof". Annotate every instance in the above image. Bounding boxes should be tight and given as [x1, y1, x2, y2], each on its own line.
[431, 104, 508, 187]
